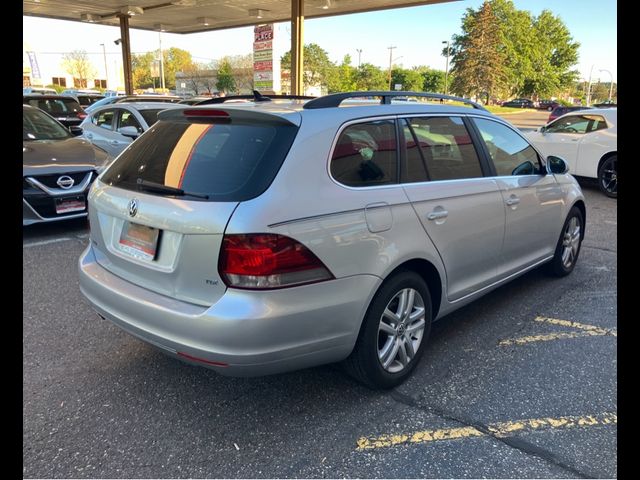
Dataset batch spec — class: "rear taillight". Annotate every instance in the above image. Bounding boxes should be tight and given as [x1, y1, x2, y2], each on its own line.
[219, 234, 334, 289]
[78, 113, 87, 119]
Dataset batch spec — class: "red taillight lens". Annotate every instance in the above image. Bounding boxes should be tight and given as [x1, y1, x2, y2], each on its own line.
[183, 109, 229, 117]
[219, 234, 334, 289]
[78, 113, 87, 119]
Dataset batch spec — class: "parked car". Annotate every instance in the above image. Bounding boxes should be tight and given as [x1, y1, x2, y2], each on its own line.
[548, 105, 593, 123]
[79, 102, 183, 157]
[592, 101, 617, 108]
[23, 86, 57, 95]
[525, 108, 616, 198]
[23, 94, 87, 127]
[23, 105, 111, 225]
[501, 98, 535, 108]
[84, 95, 182, 114]
[537, 99, 560, 111]
[68, 93, 105, 109]
[79, 91, 585, 389]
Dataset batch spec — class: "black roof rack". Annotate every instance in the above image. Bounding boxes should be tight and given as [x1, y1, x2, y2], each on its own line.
[302, 91, 488, 111]
[196, 90, 316, 105]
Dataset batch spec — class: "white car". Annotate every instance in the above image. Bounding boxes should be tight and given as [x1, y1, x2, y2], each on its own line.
[525, 108, 617, 197]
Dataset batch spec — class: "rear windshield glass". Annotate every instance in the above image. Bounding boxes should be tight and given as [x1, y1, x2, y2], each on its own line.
[139, 109, 166, 127]
[25, 98, 83, 115]
[101, 119, 299, 201]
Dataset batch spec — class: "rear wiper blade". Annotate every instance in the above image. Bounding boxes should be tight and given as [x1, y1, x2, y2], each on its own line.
[136, 179, 209, 199]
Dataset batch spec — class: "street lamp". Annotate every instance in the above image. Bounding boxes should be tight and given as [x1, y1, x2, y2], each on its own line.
[100, 43, 108, 89]
[356, 48, 362, 68]
[442, 40, 450, 95]
[598, 69, 614, 102]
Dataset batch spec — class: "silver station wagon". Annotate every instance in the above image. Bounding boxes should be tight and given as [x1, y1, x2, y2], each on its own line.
[79, 91, 585, 389]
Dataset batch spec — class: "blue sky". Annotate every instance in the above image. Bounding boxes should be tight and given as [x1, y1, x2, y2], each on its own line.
[23, 0, 617, 82]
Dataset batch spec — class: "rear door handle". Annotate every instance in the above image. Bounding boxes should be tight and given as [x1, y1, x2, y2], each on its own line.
[427, 210, 448, 221]
[505, 197, 520, 206]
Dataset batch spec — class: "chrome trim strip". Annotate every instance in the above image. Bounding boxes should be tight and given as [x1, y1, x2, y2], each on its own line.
[26, 171, 93, 196]
[22, 198, 88, 223]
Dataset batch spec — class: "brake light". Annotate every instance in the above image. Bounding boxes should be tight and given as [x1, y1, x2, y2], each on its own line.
[78, 113, 87, 119]
[219, 234, 334, 289]
[183, 109, 229, 117]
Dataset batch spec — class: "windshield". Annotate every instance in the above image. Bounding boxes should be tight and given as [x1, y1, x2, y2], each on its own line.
[25, 97, 83, 116]
[23, 107, 71, 141]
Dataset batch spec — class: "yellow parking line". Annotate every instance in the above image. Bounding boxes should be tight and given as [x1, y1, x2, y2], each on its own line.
[356, 412, 616, 450]
[535, 316, 617, 336]
[499, 316, 616, 346]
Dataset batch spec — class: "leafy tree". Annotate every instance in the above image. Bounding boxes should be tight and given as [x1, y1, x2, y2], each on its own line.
[61, 50, 97, 88]
[450, 1, 507, 101]
[216, 57, 236, 93]
[327, 55, 356, 93]
[132, 51, 156, 89]
[390, 68, 424, 91]
[163, 47, 193, 89]
[353, 63, 387, 91]
[419, 68, 446, 93]
[281, 43, 334, 89]
[226, 54, 254, 92]
[181, 62, 216, 95]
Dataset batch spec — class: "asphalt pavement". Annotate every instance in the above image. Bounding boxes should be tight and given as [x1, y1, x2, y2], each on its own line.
[23, 182, 616, 478]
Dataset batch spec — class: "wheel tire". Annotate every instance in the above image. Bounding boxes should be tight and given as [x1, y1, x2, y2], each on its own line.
[547, 206, 584, 277]
[598, 155, 617, 198]
[344, 271, 432, 389]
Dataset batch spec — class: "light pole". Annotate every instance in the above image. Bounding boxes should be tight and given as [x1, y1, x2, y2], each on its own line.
[356, 48, 362, 68]
[442, 40, 450, 95]
[387, 46, 396, 90]
[158, 31, 166, 90]
[100, 43, 108, 89]
[586, 64, 594, 105]
[598, 69, 614, 102]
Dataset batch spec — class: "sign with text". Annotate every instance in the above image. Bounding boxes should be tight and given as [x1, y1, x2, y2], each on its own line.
[253, 24, 280, 92]
[26, 51, 41, 80]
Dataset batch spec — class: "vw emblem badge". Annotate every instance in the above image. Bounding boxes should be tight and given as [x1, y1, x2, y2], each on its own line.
[128, 198, 139, 218]
[56, 175, 74, 189]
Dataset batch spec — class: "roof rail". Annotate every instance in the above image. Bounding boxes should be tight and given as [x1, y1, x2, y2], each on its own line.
[196, 90, 317, 105]
[302, 91, 488, 111]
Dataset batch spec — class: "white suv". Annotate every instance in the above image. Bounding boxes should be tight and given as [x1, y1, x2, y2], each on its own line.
[79, 91, 585, 389]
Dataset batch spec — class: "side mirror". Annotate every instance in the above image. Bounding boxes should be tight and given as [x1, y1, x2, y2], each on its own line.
[117, 126, 140, 138]
[547, 155, 569, 175]
[68, 126, 83, 136]
[539, 126, 546, 133]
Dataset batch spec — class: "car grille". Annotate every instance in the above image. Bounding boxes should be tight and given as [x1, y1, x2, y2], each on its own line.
[26, 171, 94, 190]
[24, 192, 88, 218]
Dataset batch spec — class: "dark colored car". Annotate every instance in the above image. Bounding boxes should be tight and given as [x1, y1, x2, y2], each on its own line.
[23, 105, 111, 226]
[501, 98, 535, 108]
[23, 94, 87, 128]
[548, 105, 593, 123]
[75, 94, 105, 108]
[592, 101, 617, 108]
[537, 99, 560, 111]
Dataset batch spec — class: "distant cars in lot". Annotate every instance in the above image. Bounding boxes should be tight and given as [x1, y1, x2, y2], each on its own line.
[79, 102, 183, 157]
[548, 105, 593, 123]
[23, 86, 57, 95]
[537, 100, 560, 111]
[84, 95, 182, 114]
[525, 108, 617, 198]
[592, 101, 617, 108]
[23, 94, 87, 128]
[501, 98, 536, 108]
[78, 90, 586, 389]
[23, 105, 111, 226]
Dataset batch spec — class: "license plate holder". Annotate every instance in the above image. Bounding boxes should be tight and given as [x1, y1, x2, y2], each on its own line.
[118, 222, 160, 261]
[55, 195, 86, 214]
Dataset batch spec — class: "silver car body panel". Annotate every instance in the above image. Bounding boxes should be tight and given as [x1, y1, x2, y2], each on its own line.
[79, 100, 585, 375]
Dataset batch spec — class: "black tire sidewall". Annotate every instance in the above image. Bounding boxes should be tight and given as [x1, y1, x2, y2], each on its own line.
[353, 271, 432, 389]
[598, 155, 617, 198]
[549, 206, 584, 277]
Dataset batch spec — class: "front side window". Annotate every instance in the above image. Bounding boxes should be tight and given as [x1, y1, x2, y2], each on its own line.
[544, 115, 592, 134]
[473, 118, 542, 176]
[330, 120, 397, 187]
[93, 109, 115, 130]
[402, 116, 483, 182]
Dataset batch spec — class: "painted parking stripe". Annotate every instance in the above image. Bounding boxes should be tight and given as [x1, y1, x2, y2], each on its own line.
[356, 412, 617, 450]
[499, 316, 617, 346]
[23, 237, 73, 248]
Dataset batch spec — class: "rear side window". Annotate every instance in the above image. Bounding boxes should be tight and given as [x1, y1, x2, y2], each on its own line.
[93, 110, 115, 130]
[330, 120, 397, 187]
[473, 118, 542, 176]
[402, 116, 483, 182]
[139, 109, 165, 128]
[101, 119, 298, 202]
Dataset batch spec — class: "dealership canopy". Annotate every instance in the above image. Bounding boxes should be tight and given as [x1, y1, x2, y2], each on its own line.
[24, 0, 459, 94]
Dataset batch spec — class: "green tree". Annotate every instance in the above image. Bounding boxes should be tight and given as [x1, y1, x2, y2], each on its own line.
[281, 43, 335, 89]
[450, 1, 507, 101]
[216, 57, 236, 93]
[390, 68, 424, 91]
[131, 51, 156, 89]
[61, 50, 97, 88]
[163, 47, 193, 89]
[353, 63, 387, 90]
[326, 55, 356, 93]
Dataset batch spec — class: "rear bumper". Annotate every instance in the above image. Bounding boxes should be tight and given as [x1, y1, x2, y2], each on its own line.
[78, 244, 380, 376]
